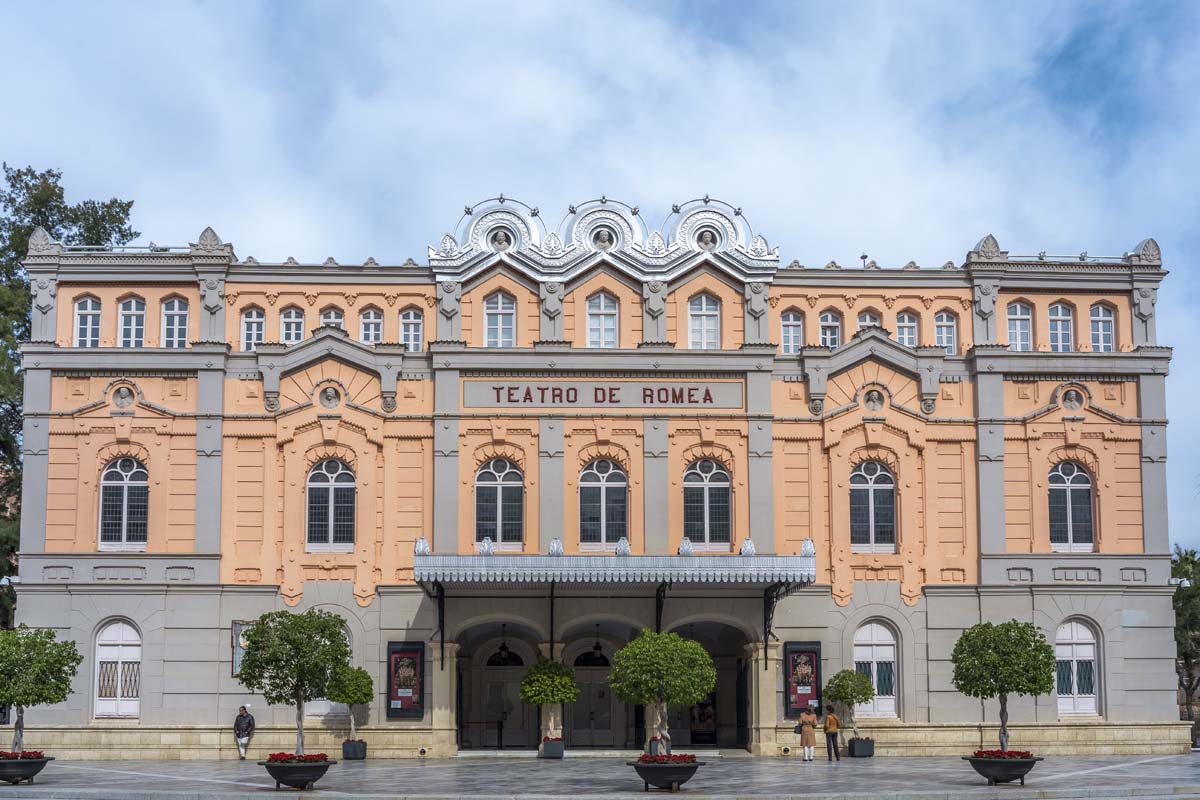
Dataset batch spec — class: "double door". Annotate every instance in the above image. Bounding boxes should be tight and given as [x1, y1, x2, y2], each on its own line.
[568, 668, 619, 747]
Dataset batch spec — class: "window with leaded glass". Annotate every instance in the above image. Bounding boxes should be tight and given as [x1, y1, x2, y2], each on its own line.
[1007, 302, 1032, 352]
[400, 307, 424, 352]
[1090, 304, 1114, 352]
[484, 293, 516, 347]
[1049, 461, 1093, 552]
[161, 297, 189, 348]
[75, 296, 101, 347]
[688, 294, 720, 350]
[586, 292, 618, 348]
[781, 310, 804, 354]
[683, 459, 731, 547]
[850, 461, 896, 552]
[895, 311, 918, 347]
[1056, 620, 1098, 716]
[281, 306, 305, 344]
[579, 459, 627, 546]
[306, 459, 356, 552]
[99, 458, 149, 550]
[854, 622, 897, 717]
[1049, 303, 1074, 352]
[475, 458, 524, 545]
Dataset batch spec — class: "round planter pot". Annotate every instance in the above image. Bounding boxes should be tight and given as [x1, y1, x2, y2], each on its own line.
[962, 756, 1044, 786]
[627, 761, 705, 792]
[258, 759, 336, 790]
[342, 741, 367, 760]
[0, 757, 54, 785]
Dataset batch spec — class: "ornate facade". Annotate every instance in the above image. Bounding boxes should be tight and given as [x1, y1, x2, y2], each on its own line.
[9, 197, 1188, 758]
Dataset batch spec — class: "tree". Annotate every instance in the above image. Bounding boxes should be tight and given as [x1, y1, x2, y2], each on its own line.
[519, 657, 580, 741]
[0, 625, 83, 751]
[608, 630, 716, 753]
[1173, 546, 1200, 740]
[951, 620, 1055, 751]
[236, 609, 351, 754]
[822, 669, 874, 740]
[325, 665, 373, 741]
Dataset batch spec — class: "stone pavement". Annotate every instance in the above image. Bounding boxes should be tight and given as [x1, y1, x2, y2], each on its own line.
[0, 753, 1198, 799]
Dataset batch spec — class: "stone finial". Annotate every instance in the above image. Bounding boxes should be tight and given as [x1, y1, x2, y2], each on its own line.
[615, 537, 631, 556]
[479, 537, 495, 555]
[27, 226, 60, 256]
[678, 537, 694, 556]
[413, 537, 430, 556]
[903, 260, 919, 270]
[865, 259, 880, 270]
[191, 226, 230, 255]
[323, 257, 339, 266]
[739, 538, 756, 556]
[974, 234, 1000, 258]
[824, 260, 842, 270]
[800, 538, 816, 557]
[1133, 237, 1162, 264]
[549, 537, 564, 556]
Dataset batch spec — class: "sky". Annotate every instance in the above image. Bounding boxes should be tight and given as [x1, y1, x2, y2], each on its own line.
[2, 0, 1199, 547]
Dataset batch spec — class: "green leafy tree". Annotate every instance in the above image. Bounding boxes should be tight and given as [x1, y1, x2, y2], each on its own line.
[951, 620, 1055, 751]
[0, 625, 83, 751]
[0, 517, 17, 628]
[326, 665, 373, 741]
[608, 630, 716, 753]
[822, 668, 875, 740]
[236, 609, 351, 754]
[520, 657, 579, 741]
[1173, 546, 1200, 740]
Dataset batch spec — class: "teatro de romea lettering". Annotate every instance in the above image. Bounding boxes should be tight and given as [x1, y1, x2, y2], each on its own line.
[9, 197, 1190, 758]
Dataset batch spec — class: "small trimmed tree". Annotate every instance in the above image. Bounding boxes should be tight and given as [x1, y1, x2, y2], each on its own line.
[237, 609, 352, 754]
[823, 669, 874, 740]
[520, 657, 580, 743]
[326, 665, 373, 741]
[0, 625, 83, 752]
[608, 630, 716, 754]
[951, 620, 1055, 751]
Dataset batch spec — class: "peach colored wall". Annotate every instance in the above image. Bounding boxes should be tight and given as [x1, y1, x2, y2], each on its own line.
[57, 284, 201, 347]
[562, 421, 645, 554]
[666, 271, 745, 349]
[564, 271, 643, 347]
[997, 292, 1135, 352]
[461, 274, 539, 348]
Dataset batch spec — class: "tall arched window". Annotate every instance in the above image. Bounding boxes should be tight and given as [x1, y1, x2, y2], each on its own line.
[781, 310, 804, 354]
[1090, 304, 1114, 353]
[850, 461, 895, 552]
[306, 459, 356, 552]
[895, 312, 918, 347]
[587, 292, 619, 349]
[1056, 620, 1098, 716]
[819, 311, 842, 349]
[579, 459, 627, 546]
[1049, 461, 1093, 552]
[400, 308, 424, 352]
[476, 458, 524, 544]
[281, 306, 305, 344]
[935, 311, 957, 355]
[74, 297, 102, 348]
[359, 307, 383, 343]
[95, 621, 141, 718]
[484, 293, 516, 347]
[683, 459, 731, 546]
[161, 298, 189, 349]
[1007, 302, 1032, 352]
[99, 457, 149, 550]
[857, 310, 880, 329]
[241, 308, 265, 351]
[1049, 303, 1074, 352]
[854, 622, 897, 718]
[688, 294, 721, 350]
[320, 307, 344, 329]
[119, 297, 145, 348]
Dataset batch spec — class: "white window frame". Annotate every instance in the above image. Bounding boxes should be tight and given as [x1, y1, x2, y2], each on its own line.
[1056, 620, 1099, 717]
[1049, 303, 1074, 353]
[935, 311, 957, 355]
[94, 621, 141, 718]
[578, 459, 628, 550]
[682, 459, 733, 550]
[98, 457, 149, 552]
[854, 622, 898, 718]
[118, 297, 145, 348]
[1048, 461, 1094, 553]
[688, 294, 721, 350]
[781, 310, 804, 354]
[1007, 302, 1032, 352]
[586, 292, 619, 349]
[241, 308, 265, 351]
[819, 311, 842, 349]
[475, 458, 524, 549]
[320, 307, 344, 329]
[857, 310, 881, 329]
[281, 307, 305, 344]
[74, 297, 102, 348]
[306, 459, 356, 554]
[161, 297, 189, 349]
[484, 293, 516, 348]
[850, 461, 896, 553]
[1090, 304, 1114, 353]
[400, 308, 424, 352]
[359, 307, 383, 344]
[895, 311, 918, 347]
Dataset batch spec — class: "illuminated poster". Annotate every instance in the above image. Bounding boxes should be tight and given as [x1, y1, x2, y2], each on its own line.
[784, 641, 821, 718]
[387, 641, 425, 719]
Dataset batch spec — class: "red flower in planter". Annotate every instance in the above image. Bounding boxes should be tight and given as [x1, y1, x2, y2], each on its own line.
[972, 749, 1034, 759]
[636, 754, 697, 764]
[266, 752, 331, 763]
[0, 751, 44, 760]
[541, 737, 563, 742]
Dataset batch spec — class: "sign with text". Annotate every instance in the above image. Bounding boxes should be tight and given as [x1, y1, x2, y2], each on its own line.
[463, 380, 743, 409]
[386, 641, 425, 719]
[784, 641, 822, 718]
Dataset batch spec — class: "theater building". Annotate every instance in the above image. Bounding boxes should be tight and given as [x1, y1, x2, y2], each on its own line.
[8, 197, 1189, 758]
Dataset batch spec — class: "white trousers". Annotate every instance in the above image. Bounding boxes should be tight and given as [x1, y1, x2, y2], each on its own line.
[803, 745, 814, 760]
[236, 737, 249, 757]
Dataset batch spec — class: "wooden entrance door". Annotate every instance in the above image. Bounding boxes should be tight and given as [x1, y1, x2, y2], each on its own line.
[569, 668, 618, 747]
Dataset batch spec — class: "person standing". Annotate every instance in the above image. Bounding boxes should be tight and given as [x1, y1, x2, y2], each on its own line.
[234, 705, 255, 760]
[798, 705, 818, 762]
[823, 705, 841, 762]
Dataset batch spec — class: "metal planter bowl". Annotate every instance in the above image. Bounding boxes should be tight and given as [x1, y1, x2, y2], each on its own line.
[258, 759, 336, 790]
[0, 757, 54, 785]
[627, 761, 705, 792]
[962, 756, 1043, 786]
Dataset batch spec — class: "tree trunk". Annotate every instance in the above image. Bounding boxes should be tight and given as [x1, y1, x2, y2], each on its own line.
[295, 695, 305, 755]
[349, 704, 357, 741]
[12, 705, 24, 752]
[998, 693, 1009, 751]
[654, 699, 671, 754]
[847, 703, 858, 740]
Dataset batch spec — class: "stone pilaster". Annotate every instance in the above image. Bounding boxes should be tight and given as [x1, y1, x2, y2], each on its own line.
[643, 418, 669, 553]
[747, 420, 774, 553]
[436, 280, 462, 341]
[19, 367, 51, 554]
[745, 640, 782, 756]
[1139, 374, 1169, 554]
[975, 372, 1007, 558]
[433, 367, 461, 553]
[538, 282, 565, 342]
[539, 418, 564, 552]
[428, 642, 460, 756]
[195, 366, 224, 553]
[641, 281, 669, 344]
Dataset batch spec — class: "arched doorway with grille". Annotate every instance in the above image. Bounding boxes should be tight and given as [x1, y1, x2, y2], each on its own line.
[457, 620, 540, 749]
[95, 620, 141, 718]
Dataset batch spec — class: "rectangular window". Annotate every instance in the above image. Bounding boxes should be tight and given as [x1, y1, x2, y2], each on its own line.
[605, 489, 627, 543]
[475, 485, 497, 541]
[76, 308, 101, 347]
[1056, 659, 1073, 695]
[360, 316, 383, 344]
[120, 311, 145, 348]
[1076, 660, 1095, 695]
[1069, 489, 1094, 544]
[850, 488, 871, 546]
[125, 485, 148, 542]
[401, 316, 423, 352]
[580, 485, 602, 544]
[307, 487, 329, 544]
[683, 486, 706, 541]
[872, 488, 895, 545]
[1049, 490, 1070, 545]
[332, 487, 355, 544]
[100, 486, 125, 543]
[875, 661, 895, 696]
[1008, 318, 1031, 352]
[588, 314, 617, 348]
[500, 485, 523, 542]
[163, 311, 188, 348]
[1091, 316, 1114, 352]
[708, 486, 731, 543]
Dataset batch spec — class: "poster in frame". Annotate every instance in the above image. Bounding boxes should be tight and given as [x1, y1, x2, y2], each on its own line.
[387, 641, 425, 719]
[231, 621, 252, 677]
[783, 641, 821, 718]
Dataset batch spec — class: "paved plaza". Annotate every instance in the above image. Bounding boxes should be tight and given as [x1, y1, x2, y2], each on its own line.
[0, 753, 1198, 799]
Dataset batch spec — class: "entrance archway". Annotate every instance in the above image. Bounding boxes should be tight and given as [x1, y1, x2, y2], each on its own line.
[667, 621, 753, 750]
[457, 621, 540, 749]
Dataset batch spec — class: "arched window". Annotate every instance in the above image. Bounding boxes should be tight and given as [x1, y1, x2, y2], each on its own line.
[854, 622, 897, 718]
[857, 310, 880, 329]
[74, 297, 102, 348]
[241, 308, 265, 351]
[819, 311, 842, 349]
[119, 297, 145, 348]
[161, 298, 188, 349]
[850, 461, 895, 552]
[688, 294, 721, 350]
[683, 459, 731, 546]
[935, 311, 957, 355]
[1056, 620, 1098, 716]
[579, 459, 627, 546]
[99, 457, 149, 550]
[320, 307, 344, 329]
[484, 292, 516, 347]
[95, 621, 141, 718]
[1049, 462, 1093, 552]
[1090, 304, 1114, 353]
[1007, 302, 1032, 352]
[306, 459, 356, 552]
[359, 307, 383, 344]
[895, 312, 918, 347]
[1049, 303, 1074, 352]
[781, 310, 804, 355]
[587, 292, 619, 349]
[476, 458, 524, 544]
[280, 306, 305, 344]
[400, 308, 424, 352]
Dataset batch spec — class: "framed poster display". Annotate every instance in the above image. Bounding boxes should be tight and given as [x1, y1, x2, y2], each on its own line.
[783, 641, 821, 718]
[231, 621, 252, 677]
[387, 641, 425, 719]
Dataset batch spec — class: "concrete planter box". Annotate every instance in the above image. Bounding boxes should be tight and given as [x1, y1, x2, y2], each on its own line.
[341, 740, 367, 760]
[258, 759, 336, 790]
[848, 738, 874, 757]
[539, 740, 564, 759]
[0, 757, 53, 785]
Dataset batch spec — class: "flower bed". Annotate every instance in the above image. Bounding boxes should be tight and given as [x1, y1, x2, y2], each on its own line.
[0, 752, 44, 760]
[636, 753, 697, 764]
[266, 752, 331, 763]
[973, 750, 1034, 759]
[542, 736, 563, 743]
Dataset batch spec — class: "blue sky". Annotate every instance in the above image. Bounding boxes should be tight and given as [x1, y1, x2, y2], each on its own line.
[3, 1, 1198, 546]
